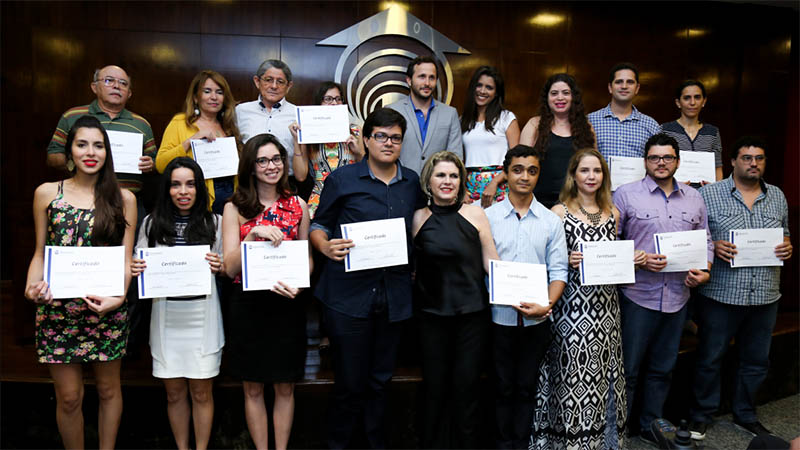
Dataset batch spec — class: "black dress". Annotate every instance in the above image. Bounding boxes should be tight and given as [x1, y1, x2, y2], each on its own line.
[534, 132, 574, 209]
[414, 202, 489, 448]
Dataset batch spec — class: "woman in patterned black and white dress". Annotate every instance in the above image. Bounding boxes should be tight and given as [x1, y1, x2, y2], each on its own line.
[531, 148, 645, 450]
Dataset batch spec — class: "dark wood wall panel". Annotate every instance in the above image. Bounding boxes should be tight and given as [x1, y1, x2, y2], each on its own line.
[2, 1, 798, 319]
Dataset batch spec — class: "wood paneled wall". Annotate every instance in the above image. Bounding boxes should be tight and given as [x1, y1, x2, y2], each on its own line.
[2, 1, 798, 334]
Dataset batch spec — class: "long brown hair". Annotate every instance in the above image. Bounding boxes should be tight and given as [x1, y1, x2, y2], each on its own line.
[64, 116, 127, 245]
[534, 73, 594, 155]
[231, 133, 293, 220]
[558, 148, 613, 214]
[182, 70, 241, 143]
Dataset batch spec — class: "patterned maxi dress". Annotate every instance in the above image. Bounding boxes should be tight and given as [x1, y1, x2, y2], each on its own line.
[36, 181, 129, 363]
[531, 206, 626, 450]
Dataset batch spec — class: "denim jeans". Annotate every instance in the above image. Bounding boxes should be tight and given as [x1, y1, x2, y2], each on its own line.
[690, 295, 779, 424]
[620, 293, 688, 431]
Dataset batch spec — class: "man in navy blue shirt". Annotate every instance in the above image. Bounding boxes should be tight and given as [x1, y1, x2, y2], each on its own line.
[310, 107, 426, 449]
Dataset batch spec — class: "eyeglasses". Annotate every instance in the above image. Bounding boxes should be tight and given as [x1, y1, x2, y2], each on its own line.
[739, 154, 765, 163]
[370, 132, 403, 145]
[322, 96, 343, 104]
[95, 76, 130, 89]
[259, 77, 288, 87]
[646, 155, 677, 163]
[255, 155, 284, 167]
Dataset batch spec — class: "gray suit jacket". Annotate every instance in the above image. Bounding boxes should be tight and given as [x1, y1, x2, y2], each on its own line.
[386, 97, 463, 174]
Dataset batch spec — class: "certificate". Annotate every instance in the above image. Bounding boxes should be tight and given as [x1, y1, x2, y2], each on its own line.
[579, 240, 635, 286]
[654, 229, 708, 272]
[137, 245, 211, 299]
[609, 156, 645, 191]
[43, 246, 125, 299]
[191, 136, 239, 179]
[241, 240, 310, 291]
[341, 218, 408, 272]
[489, 260, 549, 306]
[296, 104, 350, 144]
[675, 151, 716, 184]
[730, 228, 784, 268]
[106, 130, 142, 174]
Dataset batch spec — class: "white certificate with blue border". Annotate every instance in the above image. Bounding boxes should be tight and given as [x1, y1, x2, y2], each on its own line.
[43, 246, 125, 299]
[106, 130, 143, 174]
[191, 136, 239, 179]
[675, 151, 716, 184]
[241, 240, 310, 291]
[578, 240, 636, 286]
[653, 229, 708, 272]
[341, 218, 408, 272]
[609, 156, 645, 191]
[489, 260, 549, 306]
[729, 228, 784, 268]
[296, 104, 350, 144]
[137, 245, 211, 299]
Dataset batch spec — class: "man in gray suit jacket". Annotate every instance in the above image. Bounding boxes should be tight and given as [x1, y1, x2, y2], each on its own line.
[386, 55, 463, 174]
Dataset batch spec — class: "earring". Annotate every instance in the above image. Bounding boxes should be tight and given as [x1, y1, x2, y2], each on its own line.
[194, 103, 200, 116]
[66, 159, 75, 172]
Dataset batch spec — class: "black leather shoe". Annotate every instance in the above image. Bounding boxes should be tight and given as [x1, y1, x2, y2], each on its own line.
[689, 421, 708, 440]
[733, 420, 772, 436]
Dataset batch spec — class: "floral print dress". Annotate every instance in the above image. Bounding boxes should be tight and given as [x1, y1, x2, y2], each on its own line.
[36, 181, 128, 363]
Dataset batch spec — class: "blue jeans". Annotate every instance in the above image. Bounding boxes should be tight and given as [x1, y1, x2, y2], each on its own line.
[620, 293, 688, 431]
[690, 295, 779, 424]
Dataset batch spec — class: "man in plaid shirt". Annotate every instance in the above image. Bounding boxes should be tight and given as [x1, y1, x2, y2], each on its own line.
[688, 136, 793, 441]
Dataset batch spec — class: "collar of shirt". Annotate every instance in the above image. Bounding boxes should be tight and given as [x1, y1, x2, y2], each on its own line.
[643, 174, 684, 197]
[357, 159, 404, 185]
[601, 103, 642, 121]
[410, 95, 435, 113]
[258, 95, 283, 111]
[498, 195, 541, 220]
[725, 174, 769, 197]
[89, 99, 132, 120]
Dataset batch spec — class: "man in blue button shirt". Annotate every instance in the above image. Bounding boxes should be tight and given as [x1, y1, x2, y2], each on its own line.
[485, 144, 568, 449]
[387, 55, 463, 174]
[310, 107, 426, 449]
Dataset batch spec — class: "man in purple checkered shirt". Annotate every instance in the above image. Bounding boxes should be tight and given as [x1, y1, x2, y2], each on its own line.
[588, 62, 661, 161]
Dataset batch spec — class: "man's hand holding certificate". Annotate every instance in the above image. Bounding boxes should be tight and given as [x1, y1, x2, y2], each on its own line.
[296, 104, 350, 144]
[653, 229, 708, 272]
[43, 246, 126, 299]
[191, 136, 239, 179]
[241, 240, 310, 291]
[489, 260, 549, 307]
[729, 228, 784, 268]
[675, 151, 716, 184]
[578, 240, 636, 286]
[137, 245, 212, 299]
[106, 130, 143, 174]
[609, 156, 646, 191]
[341, 218, 408, 272]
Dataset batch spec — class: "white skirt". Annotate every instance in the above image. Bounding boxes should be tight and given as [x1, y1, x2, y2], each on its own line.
[152, 299, 221, 379]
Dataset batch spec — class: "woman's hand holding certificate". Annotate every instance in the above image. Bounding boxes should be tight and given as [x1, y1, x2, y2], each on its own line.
[241, 241, 310, 292]
[43, 246, 126, 299]
[136, 245, 212, 299]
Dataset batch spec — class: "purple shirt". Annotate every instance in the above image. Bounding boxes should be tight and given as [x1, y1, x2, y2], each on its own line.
[613, 175, 714, 312]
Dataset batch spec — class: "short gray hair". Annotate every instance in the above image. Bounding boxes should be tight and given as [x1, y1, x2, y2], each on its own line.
[256, 59, 292, 82]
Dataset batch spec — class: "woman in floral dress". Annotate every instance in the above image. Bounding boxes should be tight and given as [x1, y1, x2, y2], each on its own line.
[24, 115, 137, 449]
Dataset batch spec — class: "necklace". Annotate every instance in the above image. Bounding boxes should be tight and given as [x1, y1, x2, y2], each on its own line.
[579, 204, 602, 226]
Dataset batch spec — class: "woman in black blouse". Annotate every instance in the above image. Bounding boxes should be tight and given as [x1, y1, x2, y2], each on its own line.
[411, 151, 499, 448]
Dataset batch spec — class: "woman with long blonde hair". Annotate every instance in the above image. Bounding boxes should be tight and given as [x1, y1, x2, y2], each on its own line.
[531, 148, 645, 450]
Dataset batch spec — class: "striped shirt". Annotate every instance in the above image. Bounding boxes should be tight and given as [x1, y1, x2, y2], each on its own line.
[588, 104, 661, 160]
[661, 121, 723, 167]
[699, 176, 790, 306]
[485, 196, 568, 326]
[47, 100, 156, 193]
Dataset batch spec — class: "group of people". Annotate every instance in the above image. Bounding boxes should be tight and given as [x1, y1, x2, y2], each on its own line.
[24, 54, 792, 450]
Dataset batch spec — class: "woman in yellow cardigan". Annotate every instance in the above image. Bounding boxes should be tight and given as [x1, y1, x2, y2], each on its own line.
[157, 70, 242, 214]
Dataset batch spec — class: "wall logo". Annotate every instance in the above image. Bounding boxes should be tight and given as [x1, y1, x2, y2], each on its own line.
[317, 5, 470, 122]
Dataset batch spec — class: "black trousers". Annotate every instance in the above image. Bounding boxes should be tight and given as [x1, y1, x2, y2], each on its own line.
[325, 305, 403, 449]
[419, 310, 489, 449]
[492, 321, 552, 450]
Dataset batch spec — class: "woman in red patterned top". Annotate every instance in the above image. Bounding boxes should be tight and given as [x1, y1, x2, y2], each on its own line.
[222, 133, 312, 450]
